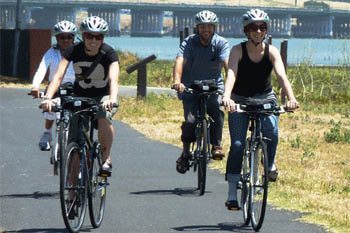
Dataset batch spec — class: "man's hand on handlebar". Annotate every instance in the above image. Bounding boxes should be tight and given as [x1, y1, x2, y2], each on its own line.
[171, 83, 185, 93]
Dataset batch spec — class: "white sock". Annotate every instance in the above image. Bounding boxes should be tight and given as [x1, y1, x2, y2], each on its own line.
[44, 128, 52, 135]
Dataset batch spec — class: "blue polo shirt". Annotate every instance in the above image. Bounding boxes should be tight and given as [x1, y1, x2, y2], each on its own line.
[177, 33, 229, 90]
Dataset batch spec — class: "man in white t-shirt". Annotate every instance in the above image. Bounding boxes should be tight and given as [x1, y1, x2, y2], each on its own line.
[30, 20, 77, 151]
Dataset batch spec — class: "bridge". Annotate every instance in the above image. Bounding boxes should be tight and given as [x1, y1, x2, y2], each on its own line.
[0, 0, 349, 38]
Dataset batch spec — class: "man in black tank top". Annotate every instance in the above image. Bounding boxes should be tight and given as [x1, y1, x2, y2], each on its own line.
[221, 9, 299, 210]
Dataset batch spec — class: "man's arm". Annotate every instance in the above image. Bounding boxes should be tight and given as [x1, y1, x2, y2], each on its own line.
[172, 56, 185, 92]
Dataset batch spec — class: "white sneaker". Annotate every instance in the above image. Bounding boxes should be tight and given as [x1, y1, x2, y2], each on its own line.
[100, 161, 112, 177]
[38, 132, 51, 151]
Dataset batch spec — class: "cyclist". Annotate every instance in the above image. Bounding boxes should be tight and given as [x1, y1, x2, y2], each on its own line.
[41, 16, 119, 176]
[221, 9, 299, 210]
[30, 20, 77, 151]
[172, 10, 229, 174]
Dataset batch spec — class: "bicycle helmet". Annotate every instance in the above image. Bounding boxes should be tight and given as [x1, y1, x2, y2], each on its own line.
[80, 16, 109, 35]
[242, 9, 270, 27]
[195, 10, 218, 26]
[53, 20, 77, 36]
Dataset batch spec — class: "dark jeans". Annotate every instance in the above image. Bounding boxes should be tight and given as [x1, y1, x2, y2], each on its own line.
[180, 92, 224, 147]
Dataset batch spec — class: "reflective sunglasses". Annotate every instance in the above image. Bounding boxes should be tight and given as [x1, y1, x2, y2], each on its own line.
[85, 33, 104, 41]
[57, 34, 74, 40]
[248, 24, 267, 32]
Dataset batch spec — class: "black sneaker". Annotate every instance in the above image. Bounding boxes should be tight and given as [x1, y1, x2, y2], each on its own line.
[268, 169, 279, 182]
[176, 153, 189, 174]
[225, 200, 240, 211]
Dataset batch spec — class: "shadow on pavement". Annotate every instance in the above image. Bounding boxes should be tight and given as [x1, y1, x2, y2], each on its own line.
[130, 187, 212, 197]
[172, 222, 252, 232]
[0, 191, 59, 200]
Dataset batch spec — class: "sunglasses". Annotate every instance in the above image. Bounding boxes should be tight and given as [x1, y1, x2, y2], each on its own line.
[248, 24, 267, 32]
[85, 33, 104, 41]
[57, 34, 74, 40]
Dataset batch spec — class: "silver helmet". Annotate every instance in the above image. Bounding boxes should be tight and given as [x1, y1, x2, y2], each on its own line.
[242, 9, 270, 27]
[80, 16, 109, 35]
[53, 20, 77, 36]
[195, 10, 218, 26]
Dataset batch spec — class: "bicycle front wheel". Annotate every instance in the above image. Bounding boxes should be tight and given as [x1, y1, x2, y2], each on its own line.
[60, 142, 88, 233]
[250, 141, 269, 231]
[88, 142, 107, 228]
[197, 119, 208, 196]
[241, 138, 251, 226]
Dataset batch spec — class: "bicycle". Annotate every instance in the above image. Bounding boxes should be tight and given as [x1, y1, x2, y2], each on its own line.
[174, 79, 222, 196]
[28, 83, 73, 176]
[52, 96, 113, 233]
[234, 103, 290, 231]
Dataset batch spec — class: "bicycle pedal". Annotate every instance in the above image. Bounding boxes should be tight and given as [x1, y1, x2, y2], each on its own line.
[99, 173, 111, 178]
[98, 182, 110, 186]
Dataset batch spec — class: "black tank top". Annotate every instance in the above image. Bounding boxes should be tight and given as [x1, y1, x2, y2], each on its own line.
[232, 42, 273, 97]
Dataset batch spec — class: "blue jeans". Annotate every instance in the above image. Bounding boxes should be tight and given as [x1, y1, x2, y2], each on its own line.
[226, 111, 279, 175]
[180, 92, 224, 147]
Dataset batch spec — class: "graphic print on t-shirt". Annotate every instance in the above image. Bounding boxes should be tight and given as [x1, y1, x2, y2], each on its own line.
[73, 61, 107, 89]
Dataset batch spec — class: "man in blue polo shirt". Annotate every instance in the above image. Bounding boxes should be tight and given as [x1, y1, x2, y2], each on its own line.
[172, 10, 229, 174]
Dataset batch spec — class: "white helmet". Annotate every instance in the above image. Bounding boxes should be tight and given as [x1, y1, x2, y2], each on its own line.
[80, 16, 109, 35]
[242, 9, 270, 27]
[195, 10, 218, 26]
[53, 20, 77, 36]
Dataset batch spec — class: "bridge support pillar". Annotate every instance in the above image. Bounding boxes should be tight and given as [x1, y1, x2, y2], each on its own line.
[269, 14, 292, 37]
[333, 16, 350, 39]
[28, 7, 77, 29]
[0, 6, 16, 29]
[130, 9, 164, 37]
[217, 13, 242, 37]
[88, 8, 120, 36]
[172, 11, 196, 37]
[293, 15, 333, 38]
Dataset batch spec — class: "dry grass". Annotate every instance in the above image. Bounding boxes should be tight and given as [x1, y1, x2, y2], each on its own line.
[116, 94, 350, 233]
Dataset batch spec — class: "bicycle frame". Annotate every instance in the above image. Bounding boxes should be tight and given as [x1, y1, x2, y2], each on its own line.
[192, 93, 211, 165]
[239, 104, 286, 231]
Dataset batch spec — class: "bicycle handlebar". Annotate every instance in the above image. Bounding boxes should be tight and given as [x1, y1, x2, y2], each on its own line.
[234, 103, 295, 114]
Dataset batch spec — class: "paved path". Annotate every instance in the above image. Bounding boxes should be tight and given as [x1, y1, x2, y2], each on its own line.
[0, 88, 326, 233]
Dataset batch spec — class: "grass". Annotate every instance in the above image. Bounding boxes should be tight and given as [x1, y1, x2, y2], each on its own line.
[116, 93, 350, 233]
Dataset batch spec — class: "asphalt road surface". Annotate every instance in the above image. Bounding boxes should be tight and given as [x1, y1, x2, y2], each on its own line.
[0, 88, 326, 233]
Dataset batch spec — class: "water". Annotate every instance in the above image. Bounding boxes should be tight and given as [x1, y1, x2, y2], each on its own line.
[60, 36, 349, 66]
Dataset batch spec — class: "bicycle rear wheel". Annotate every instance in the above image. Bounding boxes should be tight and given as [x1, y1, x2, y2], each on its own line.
[241, 138, 251, 225]
[88, 142, 107, 228]
[197, 119, 208, 196]
[250, 141, 269, 231]
[60, 142, 88, 233]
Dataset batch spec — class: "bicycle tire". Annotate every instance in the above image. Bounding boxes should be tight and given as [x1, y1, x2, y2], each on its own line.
[250, 141, 269, 231]
[88, 141, 107, 228]
[197, 119, 208, 196]
[54, 121, 68, 174]
[60, 142, 88, 233]
[241, 138, 251, 226]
